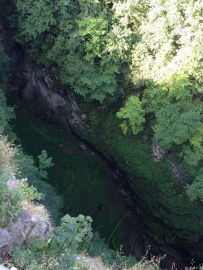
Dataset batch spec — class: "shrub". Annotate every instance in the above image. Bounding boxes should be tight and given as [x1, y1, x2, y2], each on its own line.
[0, 173, 23, 227]
[116, 96, 145, 135]
[10, 214, 93, 270]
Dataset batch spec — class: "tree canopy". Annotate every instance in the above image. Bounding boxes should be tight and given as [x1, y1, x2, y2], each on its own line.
[2, 0, 203, 201]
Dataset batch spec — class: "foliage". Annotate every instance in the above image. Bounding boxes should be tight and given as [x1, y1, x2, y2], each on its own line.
[0, 98, 43, 227]
[0, 42, 10, 85]
[154, 103, 202, 148]
[77, 16, 109, 63]
[116, 96, 145, 135]
[187, 173, 203, 202]
[142, 82, 172, 114]
[0, 89, 15, 132]
[190, 123, 203, 149]
[17, 179, 44, 201]
[50, 214, 93, 254]
[38, 150, 53, 179]
[9, 214, 138, 270]
[10, 214, 93, 270]
[129, 0, 203, 88]
[141, 75, 202, 201]
[73, 107, 203, 259]
[0, 133, 16, 175]
[14, 0, 203, 102]
[0, 173, 23, 227]
[17, 150, 63, 223]
[15, 0, 124, 102]
[142, 75, 198, 114]
[2, 0, 203, 266]
[0, 89, 63, 223]
[10, 98, 128, 243]
[16, 0, 56, 40]
[87, 232, 138, 269]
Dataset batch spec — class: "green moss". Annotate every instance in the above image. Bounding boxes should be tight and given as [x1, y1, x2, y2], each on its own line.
[73, 108, 203, 260]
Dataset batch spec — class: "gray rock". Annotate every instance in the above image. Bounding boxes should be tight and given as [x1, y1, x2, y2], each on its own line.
[80, 144, 87, 151]
[152, 138, 165, 161]
[7, 174, 17, 190]
[22, 62, 67, 111]
[0, 265, 10, 270]
[0, 207, 52, 257]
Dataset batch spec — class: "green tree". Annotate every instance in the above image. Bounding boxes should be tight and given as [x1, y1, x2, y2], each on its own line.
[77, 16, 109, 63]
[154, 103, 202, 148]
[129, 0, 203, 88]
[0, 42, 10, 85]
[38, 150, 53, 179]
[16, 0, 124, 102]
[0, 89, 15, 132]
[16, 0, 56, 40]
[0, 173, 23, 227]
[187, 173, 203, 201]
[116, 96, 145, 135]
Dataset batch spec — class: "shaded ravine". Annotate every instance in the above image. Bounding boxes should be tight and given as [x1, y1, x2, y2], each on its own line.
[64, 117, 194, 270]
[7, 92, 146, 258]
[7, 92, 193, 270]
[5, 48, 200, 269]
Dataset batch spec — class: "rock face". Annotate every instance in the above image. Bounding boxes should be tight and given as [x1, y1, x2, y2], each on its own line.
[63, 99, 203, 262]
[152, 138, 165, 162]
[151, 140, 193, 186]
[0, 176, 53, 257]
[0, 208, 52, 256]
[14, 62, 203, 264]
[22, 61, 67, 111]
[68, 95, 87, 127]
[0, 264, 10, 270]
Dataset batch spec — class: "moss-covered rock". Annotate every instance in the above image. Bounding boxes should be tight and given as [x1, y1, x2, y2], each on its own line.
[69, 104, 203, 261]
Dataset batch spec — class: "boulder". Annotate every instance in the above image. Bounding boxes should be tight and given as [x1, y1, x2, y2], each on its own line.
[0, 176, 53, 257]
[0, 207, 52, 256]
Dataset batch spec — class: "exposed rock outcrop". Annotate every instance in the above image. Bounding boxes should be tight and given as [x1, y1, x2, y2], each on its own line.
[0, 175, 53, 257]
[67, 95, 87, 127]
[152, 139, 165, 162]
[12, 61, 202, 266]
[151, 139, 193, 187]
[22, 61, 67, 111]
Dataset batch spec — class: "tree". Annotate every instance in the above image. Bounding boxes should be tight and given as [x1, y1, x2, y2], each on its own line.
[154, 103, 202, 148]
[187, 173, 203, 201]
[116, 96, 145, 135]
[16, 0, 56, 40]
[129, 0, 203, 88]
[181, 123, 203, 168]
[0, 89, 15, 131]
[16, 0, 123, 102]
[0, 42, 10, 85]
[77, 16, 109, 63]
[45, 4, 122, 102]
[38, 150, 53, 179]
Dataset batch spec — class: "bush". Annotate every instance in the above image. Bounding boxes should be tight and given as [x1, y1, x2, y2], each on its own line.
[17, 151, 63, 223]
[0, 173, 23, 227]
[0, 42, 10, 85]
[10, 214, 93, 270]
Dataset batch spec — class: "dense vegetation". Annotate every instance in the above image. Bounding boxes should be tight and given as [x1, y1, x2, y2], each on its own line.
[0, 0, 202, 269]
[8, 0, 202, 197]
[0, 72, 150, 270]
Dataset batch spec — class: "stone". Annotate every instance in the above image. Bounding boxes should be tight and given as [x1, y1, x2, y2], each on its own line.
[0, 204, 53, 256]
[0, 265, 10, 270]
[80, 144, 87, 151]
[7, 174, 17, 190]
